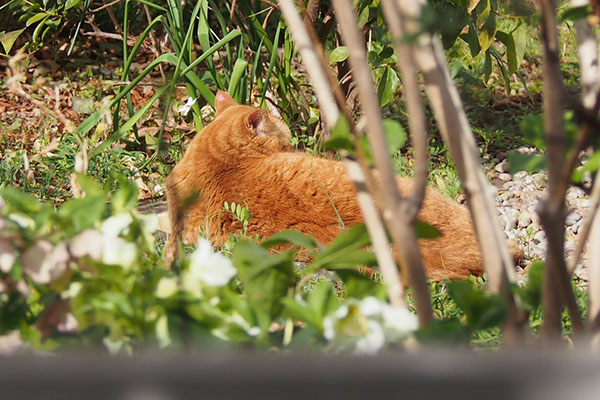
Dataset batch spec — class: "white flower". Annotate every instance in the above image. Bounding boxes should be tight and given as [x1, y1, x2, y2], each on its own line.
[382, 304, 419, 338]
[0, 236, 15, 273]
[139, 213, 159, 234]
[356, 320, 385, 355]
[359, 296, 385, 316]
[69, 229, 104, 260]
[182, 239, 236, 294]
[177, 97, 197, 116]
[101, 213, 133, 237]
[322, 296, 418, 355]
[156, 277, 179, 298]
[70, 226, 137, 269]
[21, 241, 69, 284]
[101, 236, 137, 268]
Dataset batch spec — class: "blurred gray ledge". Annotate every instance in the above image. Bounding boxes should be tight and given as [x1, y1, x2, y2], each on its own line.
[1, 351, 599, 400]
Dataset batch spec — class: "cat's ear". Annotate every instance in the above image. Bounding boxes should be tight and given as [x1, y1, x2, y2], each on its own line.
[214, 91, 237, 116]
[246, 109, 268, 135]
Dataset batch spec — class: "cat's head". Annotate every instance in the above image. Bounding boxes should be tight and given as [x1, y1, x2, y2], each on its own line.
[208, 91, 292, 153]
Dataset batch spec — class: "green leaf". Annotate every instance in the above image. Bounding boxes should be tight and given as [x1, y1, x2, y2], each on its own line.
[466, 23, 480, 57]
[483, 49, 492, 83]
[0, 28, 25, 54]
[507, 151, 547, 175]
[233, 240, 296, 337]
[336, 269, 386, 300]
[329, 46, 348, 64]
[415, 318, 470, 346]
[378, 46, 393, 59]
[513, 24, 527, 71]
[511, 261, 544, 312]
[0, 186, 42, 215]
[64, 0, 82, 11]
[282, 280, 340, 331]
[357, 4, 369, 27]
[559, 5, 592, 22]
[377, 66, 399, 108]
[477, 13, 496, 52]
[75, 173, 105, 197]
[495, 30, 517, 74]
[322, 115, 354, 152]
[447, 280, 507, 331]
[112, 176, 139, 212]
[26, 12, 49, 26]
[572, 150, 600, 183]
[415, 220, 441, 239]
[308, 224, 373, 272]
[59, 194, 107, 233]
[382, 119, 407, 153]
[520, 113, 546, 149]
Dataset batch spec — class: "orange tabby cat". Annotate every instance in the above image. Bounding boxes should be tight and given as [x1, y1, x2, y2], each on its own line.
[166, 91, 520, 280]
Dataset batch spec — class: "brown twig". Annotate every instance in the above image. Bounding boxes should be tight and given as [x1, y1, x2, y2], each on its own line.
[332, 0, 432, 325]
[90, 0, 122, 13]
[100, 0, 124, 36]
[568, 0, 600, 347]
[537, 0, 583, 342]
[278, 0, 406, 309]
[391, 0, 525, 343]
[82, 31, 152, 49]
[380, 0, 428, 218]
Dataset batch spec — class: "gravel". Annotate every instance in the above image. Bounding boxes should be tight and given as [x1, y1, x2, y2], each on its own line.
[489, 149, 591, 283]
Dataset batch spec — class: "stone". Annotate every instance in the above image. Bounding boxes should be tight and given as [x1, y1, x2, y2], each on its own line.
[495, 159, 510, 173]
[517, 211, 533, 228]
[499, 191, 513, 201]
[533, 230, 545, 244]
[498, 173, 512, 181]
[565, 212, 582, 226]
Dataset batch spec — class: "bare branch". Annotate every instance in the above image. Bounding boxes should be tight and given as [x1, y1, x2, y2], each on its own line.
[568, 0, 600, 345]
[333, 0, 432, 325]
[390, 0, 524, 341]
[278, 0, 406, 308]
[536, 0, 583, 342]
[380, 0, 428, 221]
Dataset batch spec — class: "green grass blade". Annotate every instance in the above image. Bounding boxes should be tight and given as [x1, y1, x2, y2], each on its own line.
[228, 58, 249, 103]
[260, 20, 282, 107]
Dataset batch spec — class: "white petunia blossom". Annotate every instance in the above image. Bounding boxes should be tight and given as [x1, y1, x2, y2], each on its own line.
[101, 213, 133, 237]
[182, 239, 237, 295]
[323, 296, 418, 355]
[177, 97, 197, 116]
[101, 236, 137, 268]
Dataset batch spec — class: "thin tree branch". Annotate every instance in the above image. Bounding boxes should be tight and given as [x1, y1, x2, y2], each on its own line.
[380, 0, 428, 219]
[278, 0, 406, 308]
[537, 0, 583, 342]
[568, 0, 600, 346]
[390, 0, 524, 342]
[332, 0, 432, 326]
